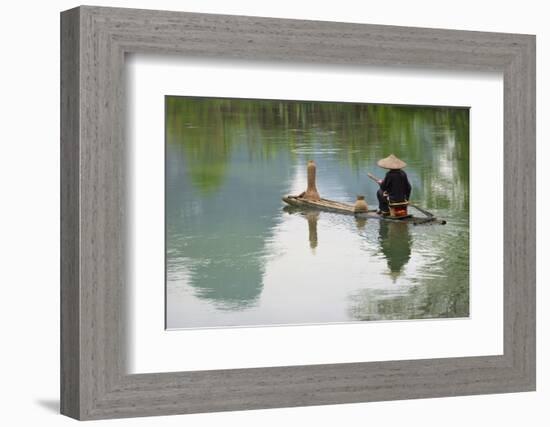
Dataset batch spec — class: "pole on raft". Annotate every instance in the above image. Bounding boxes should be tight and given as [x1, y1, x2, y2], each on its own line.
[367, 172, 381, 183]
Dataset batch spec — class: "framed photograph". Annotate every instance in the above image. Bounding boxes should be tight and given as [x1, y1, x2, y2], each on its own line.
[60, 6, 536, 420]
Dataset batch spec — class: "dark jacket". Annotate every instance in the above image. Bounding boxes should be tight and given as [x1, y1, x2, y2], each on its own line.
[380, 169, 411, 202]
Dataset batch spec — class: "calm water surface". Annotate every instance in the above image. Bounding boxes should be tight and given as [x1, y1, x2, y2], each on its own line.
[166, 97, 469, 328]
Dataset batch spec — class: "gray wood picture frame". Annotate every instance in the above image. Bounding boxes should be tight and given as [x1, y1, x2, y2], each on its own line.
[60, 5, 536, 421]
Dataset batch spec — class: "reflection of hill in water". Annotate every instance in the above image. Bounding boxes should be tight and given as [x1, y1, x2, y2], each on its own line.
[166, 143, 292, 309]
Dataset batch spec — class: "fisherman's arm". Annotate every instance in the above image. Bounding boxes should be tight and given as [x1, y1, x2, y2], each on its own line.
[380, 174, 390, 191]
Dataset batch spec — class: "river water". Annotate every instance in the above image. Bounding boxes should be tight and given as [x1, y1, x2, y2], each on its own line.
[165, 97, 469, 329]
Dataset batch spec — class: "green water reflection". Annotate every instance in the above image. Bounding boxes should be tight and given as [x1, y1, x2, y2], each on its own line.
[166, 96, 469, 328]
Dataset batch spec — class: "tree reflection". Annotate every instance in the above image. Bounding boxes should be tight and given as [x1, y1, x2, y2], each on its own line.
[166, 96, 469, 212]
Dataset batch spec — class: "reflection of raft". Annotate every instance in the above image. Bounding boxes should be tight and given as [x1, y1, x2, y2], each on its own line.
[282, 195, 446, 225]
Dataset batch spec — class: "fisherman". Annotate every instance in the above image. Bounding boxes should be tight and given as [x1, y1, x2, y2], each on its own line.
[375, 154, 411, 215]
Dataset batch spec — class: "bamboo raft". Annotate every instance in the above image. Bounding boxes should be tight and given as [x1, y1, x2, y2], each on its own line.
[283, 160, 446, 225]
[282, 195, 446, 225]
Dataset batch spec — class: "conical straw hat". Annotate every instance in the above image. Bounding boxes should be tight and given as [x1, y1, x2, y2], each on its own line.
[377, 154, 407, 169]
